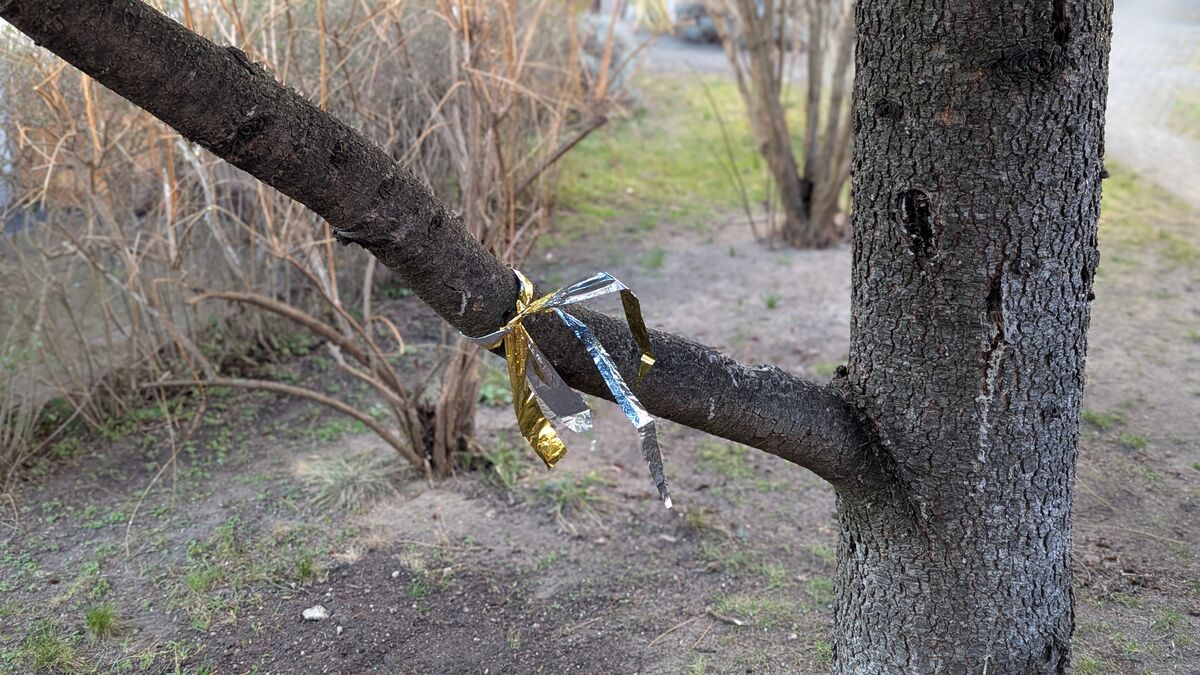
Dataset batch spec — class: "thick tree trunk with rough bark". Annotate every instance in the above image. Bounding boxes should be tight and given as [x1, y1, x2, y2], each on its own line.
[0, 1, 1112, 672]
[833, 0, 1110, 671]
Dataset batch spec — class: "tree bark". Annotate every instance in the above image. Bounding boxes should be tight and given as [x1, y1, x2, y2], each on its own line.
[835, 0, 1109, 671]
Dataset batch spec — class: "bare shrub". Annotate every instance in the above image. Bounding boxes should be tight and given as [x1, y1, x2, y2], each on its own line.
[707, 0, 854, 248]
[0, 0, 626, 489]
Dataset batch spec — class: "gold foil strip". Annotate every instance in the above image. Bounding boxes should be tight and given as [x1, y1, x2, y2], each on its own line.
[464, 270, 670, 506]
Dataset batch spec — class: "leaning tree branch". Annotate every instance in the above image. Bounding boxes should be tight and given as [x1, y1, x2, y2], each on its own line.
[1, 0, 875, 491]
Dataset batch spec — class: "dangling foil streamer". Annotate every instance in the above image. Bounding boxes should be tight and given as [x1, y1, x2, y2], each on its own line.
[464, 271, 670, 507]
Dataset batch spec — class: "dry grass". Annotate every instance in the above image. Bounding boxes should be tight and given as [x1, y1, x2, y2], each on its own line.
[298, 450, 405, 512]
[0, 0, 635, 490]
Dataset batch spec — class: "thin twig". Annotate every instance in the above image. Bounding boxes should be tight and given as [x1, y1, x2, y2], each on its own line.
[648, 615, 699, 647]
[706, 609, 745, 626]
[690, 64, 759, 239]
[690, 619, 714, 650]
[393, 538, 471, 550]
[565, 615, 606, 634]
[1076, 478, 1116, 512]
[514, 115, 608, 196]
[141, 377, 427, 473]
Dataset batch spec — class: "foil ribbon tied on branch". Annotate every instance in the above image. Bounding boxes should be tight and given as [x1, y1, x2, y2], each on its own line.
[465, 271, 671, 507]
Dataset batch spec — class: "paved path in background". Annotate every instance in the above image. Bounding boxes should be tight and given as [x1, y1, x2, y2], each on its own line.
[1106, 0, 1200, 208]
[643, 2, 1200, 209]
[643, 34, 731, 75]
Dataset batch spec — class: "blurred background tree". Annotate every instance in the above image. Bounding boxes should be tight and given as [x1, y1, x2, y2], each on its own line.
[705, 0, 854, 248]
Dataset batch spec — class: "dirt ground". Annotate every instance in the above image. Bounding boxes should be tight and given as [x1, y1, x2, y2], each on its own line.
[2, 172, 1199, 673]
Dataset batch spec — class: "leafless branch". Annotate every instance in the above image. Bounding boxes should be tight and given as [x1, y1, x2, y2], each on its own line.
[2, 0, 875, 492]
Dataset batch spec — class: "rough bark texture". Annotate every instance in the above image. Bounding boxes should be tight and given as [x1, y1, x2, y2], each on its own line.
[835, 0, 1110, 671]
[0, 0, 870, 490]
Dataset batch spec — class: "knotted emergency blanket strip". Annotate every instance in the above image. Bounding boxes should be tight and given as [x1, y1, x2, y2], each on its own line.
[465, 270, 671, 508]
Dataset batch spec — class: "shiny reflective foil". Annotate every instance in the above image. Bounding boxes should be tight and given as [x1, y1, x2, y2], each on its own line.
[465, 271, 671, 507]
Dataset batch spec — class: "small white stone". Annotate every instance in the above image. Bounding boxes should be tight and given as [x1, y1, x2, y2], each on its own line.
[302, 605, 330, 621]
[336, 625, 344, 636]
[391, 570, 401, 578]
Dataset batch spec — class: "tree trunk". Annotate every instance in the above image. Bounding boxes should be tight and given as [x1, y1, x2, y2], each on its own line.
[834, 0, 1110, 671]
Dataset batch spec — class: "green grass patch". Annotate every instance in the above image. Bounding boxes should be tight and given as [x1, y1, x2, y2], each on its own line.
[534, 549, 566, 571]
[19, 619, 79, 672]
[407, 577, 429, 600]
[1110, 592, 1142, 609]
[84, 604, 118, 640]
[1082, 408, 1125, 431]
[1168, 89, 1200, 142]
[1112, 632, 1145, 656]
[812, 638, 834, 665]
[50, 558, 110, 607]
[506, 628, 523, 651]
[0, 542, 40, 592]
[712, 593, 795, 629]
[1116, 432, 1149, 451]
[310, 418, 368, 444]
[695, 439, 753, 479]
[682, 505, 727, 537]
[1074, 654, 1110, 675]
[551, 76, 805, 242]
[1152, 608, 1184, 634]
[169, 516, 326, 631]
[639, 247, 667, 270]
[699, 540, 790, 589]
[479, 440, 526, 491]
[804, 543, 837, 567]
[394, 545, 454, 604]
[1099, 166, 1200, 271]
[807, 577, 836, 608]
[535, 470, 610, 533]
